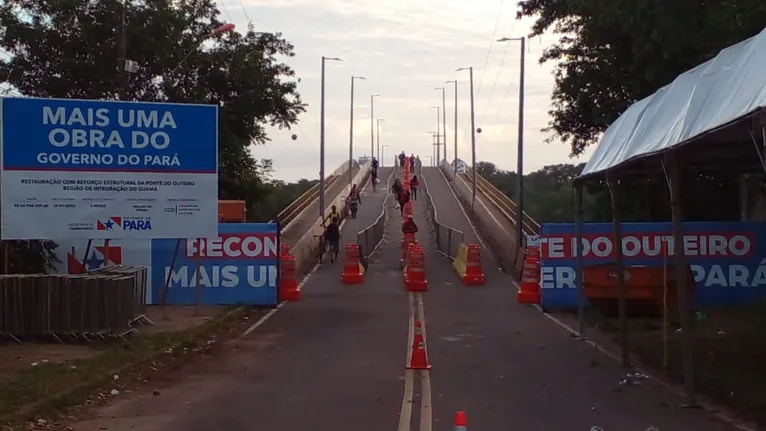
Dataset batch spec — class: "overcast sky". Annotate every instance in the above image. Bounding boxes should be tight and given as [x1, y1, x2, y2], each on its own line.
[229, 0, 597, 182]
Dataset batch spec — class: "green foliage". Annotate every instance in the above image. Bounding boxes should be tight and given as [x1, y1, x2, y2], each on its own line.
[0, 0, 307, 270]
[517, 0, 766, 156]
[479, 162, 741, 223]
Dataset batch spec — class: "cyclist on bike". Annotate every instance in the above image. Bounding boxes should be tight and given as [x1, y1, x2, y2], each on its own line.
[323, 205, 341, 226]
[323, 219, 341, 262]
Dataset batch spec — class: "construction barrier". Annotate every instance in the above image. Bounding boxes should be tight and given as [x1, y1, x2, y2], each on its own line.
[407, 320, 431, 369]
[454, 411, 468, 430]
[279, 251, 301, 301]
[341, 243, 365, 283]
[517, 244, 541, 304]
[452, 243, 485, 285]
[404, 242, 427, 292]
[401, 232, 416, 268]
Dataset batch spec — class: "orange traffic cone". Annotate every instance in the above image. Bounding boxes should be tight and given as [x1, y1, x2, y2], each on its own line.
[279, 254, 300, 301]
[517, 245, 541, 304]
[407, 320, 431, 369]
[454, 411, 467, 430]
[404, 243, 427, 292]
[341, 243, 365, 284]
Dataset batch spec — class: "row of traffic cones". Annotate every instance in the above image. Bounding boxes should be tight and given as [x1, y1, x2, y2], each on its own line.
[278, 244, 300, 301]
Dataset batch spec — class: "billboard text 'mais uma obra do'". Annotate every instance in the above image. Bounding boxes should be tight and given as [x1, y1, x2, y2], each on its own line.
[0, 97, 219, 240]
[539, 222, 766, 308]
[1, 97, 218, 173]
[150, 224, 279, 306]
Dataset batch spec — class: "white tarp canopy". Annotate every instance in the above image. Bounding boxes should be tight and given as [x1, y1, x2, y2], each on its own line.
[581, 26, 766, 178]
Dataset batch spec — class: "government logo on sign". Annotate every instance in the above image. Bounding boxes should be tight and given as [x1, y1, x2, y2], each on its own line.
[96, 216, 152, 231]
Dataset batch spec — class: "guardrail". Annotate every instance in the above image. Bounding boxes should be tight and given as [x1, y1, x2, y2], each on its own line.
[272, 160, 360, 227]
[421, 164, 464, 259]
[460, 166, 541, 235]
[356, 168, 395, 259]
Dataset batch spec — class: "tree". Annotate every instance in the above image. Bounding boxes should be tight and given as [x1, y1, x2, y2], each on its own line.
[517, 0, 766, 156]
[0, 0, 306, 221]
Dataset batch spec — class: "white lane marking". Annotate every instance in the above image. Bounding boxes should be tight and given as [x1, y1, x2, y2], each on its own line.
[398, 293, 417, 431]
[415, 293, 432, 431]
[419, 371, 433, 431]
[239, 219, 347, 338]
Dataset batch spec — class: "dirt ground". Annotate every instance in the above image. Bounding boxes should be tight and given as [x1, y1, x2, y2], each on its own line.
[554, 303, 766, 427]
[0, 306, 224, 383]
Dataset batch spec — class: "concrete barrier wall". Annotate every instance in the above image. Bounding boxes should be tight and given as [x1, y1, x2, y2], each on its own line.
[291, 163, 372, 276]
[440, 161, 521, 277]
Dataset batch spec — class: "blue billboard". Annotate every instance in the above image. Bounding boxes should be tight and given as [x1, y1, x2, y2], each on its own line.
[151, 223, 279, 306]
[0, 97, 219, 240]
[1, 97, 217, 174]
[539, 222, 766, 309]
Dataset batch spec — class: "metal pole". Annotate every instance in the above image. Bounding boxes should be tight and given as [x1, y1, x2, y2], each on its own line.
[664, 152, 697, 406]
[118, 0, 127, 98]
[435, 107, 441, 166]
[574, 182, 586, 337]
[453, 80, 458, 170]
[469, 67, 477, 208]
[319, 57, 326, 221]
[349, 77, 355, 186]
[370, 95, 375, 160]
[515, 37, 526, 248]
[441, 87, 447, 166]
[607, 171, 630, 369]
[376, 120, 381, 162]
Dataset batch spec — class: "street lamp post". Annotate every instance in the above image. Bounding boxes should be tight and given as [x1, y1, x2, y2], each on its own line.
[349, 76, 366, 186]
[497, 36, 526, 248]
[370, 94, 380, 162]
[430, 106, 440, 167]
[456, 67, 477, 208]
[445, 80, 458, 171]
[435, 87, 447, 165]
[382, 144, 389, 166]
[425, 131, 435, 166]
[376, 118, 385, 162]
[320, 56, 343, 222]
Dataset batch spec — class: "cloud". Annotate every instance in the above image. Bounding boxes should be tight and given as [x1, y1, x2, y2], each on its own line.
[220, 0, 584, 181]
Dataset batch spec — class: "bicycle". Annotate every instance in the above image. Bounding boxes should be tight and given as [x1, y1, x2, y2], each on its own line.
[314, 234, 330, 263]
[314, 233, 340, 263]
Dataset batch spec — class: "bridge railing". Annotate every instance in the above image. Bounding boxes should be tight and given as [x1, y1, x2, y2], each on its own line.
[356, 168, 394, 259]
[272, 160, 360, 228]
[421, 163, 464, 259]
[462, 165, 541, 236]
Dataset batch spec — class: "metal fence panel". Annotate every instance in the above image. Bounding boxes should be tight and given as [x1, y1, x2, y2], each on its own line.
[0, 265, 148, 341]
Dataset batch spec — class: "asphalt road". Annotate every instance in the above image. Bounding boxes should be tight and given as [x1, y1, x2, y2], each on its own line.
[69, 166, 742, 431]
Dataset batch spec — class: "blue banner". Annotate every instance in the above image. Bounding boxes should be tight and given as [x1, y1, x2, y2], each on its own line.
[1, 97, 217, 174]
[151, 223, 279, 306]
[539, 222, 766, 308]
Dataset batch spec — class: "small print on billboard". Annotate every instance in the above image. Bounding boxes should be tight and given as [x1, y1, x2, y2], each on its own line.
[0, 97, 219, 240]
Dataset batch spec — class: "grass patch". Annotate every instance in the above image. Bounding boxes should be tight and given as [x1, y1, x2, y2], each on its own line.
[584, 303, 766, 425]
[0, 306, 249, 426]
